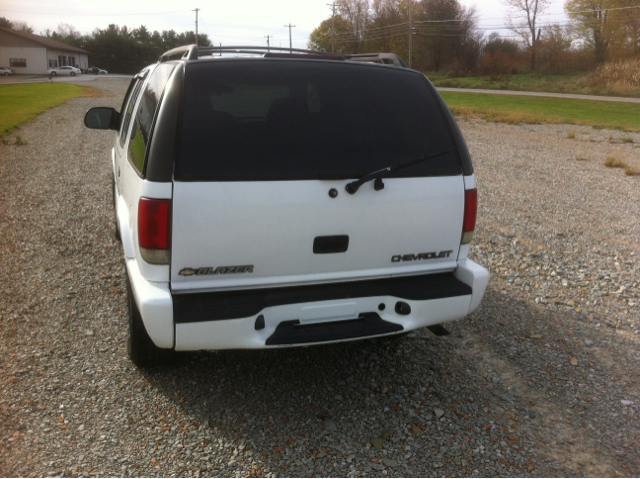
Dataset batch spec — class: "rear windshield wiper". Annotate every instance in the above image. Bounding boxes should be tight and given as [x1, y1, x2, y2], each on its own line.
[345, 150, 453, 194]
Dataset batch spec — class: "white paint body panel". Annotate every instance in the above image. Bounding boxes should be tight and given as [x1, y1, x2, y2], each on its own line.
[171, 176, 464, 291]
[454, 258, 489, 315]
[126, 259, 174, 348]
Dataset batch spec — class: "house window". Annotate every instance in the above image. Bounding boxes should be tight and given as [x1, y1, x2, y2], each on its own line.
[10, 58, 26, 68]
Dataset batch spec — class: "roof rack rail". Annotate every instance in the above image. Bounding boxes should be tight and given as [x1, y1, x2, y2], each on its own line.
[158, 44, 344, 62]
[343, 53, 408, 67]
[158, 45, 199, 62]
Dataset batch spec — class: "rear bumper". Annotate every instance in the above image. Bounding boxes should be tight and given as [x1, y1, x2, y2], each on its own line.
[128, 258, 488, 351]
[169, 259, 488, 351]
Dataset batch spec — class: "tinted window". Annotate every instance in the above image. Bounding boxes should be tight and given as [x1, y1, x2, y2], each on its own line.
[177, 60, 460, 181]
[119, 79, 143, 146]
[127, 64, 176, 174]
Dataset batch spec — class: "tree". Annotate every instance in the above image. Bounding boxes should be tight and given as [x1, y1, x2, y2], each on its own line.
[12, 20, 34, 34]
[50, 23, 86, 49]
[538, 24, 574, 72]
[0, 17, 13, 29]
[416, 0, 481, 72]
[503, 0, 551, 70]
[337, 0, 371, 53]
[565, 0, 618, 63]
[484, 32, 521, 56]
[604, 0, 639, 59]
[308, 15, 352, 53]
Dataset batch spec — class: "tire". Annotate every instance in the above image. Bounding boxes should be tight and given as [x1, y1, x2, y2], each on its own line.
[112, 176, 121, 242]
[51, 71, 57, 76]
[126, 278, 174, 368]
[3, 72, 8, 76]
[71, 72, 76, 76]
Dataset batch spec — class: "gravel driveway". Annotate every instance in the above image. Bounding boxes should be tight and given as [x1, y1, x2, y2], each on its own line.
[1, 78, 638, 478]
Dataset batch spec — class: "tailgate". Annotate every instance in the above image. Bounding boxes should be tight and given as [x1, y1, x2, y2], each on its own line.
[170, 176, 463, 291]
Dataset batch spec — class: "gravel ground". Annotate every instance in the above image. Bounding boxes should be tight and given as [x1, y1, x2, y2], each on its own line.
[0, 78, 638, 478]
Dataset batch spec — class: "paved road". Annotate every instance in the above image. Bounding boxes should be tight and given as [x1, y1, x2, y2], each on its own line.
[436, 87, 640, 104]
[0, 74, 132, 86]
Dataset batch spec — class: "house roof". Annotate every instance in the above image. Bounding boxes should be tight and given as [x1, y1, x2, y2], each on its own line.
[0, 27, 89, 54]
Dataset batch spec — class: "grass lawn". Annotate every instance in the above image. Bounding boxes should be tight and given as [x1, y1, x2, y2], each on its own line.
[440, 91, 640, 132]
[0, 83, 87, 135]
[428, 72, 640, 99]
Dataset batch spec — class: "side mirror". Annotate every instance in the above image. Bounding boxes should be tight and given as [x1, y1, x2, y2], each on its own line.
[84, 107, 120, 130]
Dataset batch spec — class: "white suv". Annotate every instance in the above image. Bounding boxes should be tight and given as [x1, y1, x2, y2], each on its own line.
[84, 46, 489, 367]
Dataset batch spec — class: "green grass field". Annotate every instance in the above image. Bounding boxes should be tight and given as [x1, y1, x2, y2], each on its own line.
[429, 72, 640, 99]
[440, 91, 640, 132]
[0, 83, 86, 135]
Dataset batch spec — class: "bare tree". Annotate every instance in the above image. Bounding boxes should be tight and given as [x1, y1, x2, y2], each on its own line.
[503, 0, 551, 70]
[11, 20, 34, 34]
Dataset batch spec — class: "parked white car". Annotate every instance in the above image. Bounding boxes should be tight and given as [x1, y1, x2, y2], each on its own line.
[0, 66, 14, 76]
[47, 66, 81, 76]
[84, 45, 489, 368]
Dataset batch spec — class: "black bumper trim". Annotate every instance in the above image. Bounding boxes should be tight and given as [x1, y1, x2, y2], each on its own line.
[173, 272, 471, 324]
[266, 313, 403, 345]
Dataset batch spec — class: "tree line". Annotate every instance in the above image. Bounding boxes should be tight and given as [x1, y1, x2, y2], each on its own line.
[1, 17, 211, 74]
[3, 0, 638, 76]
[308, 0, 640, 75]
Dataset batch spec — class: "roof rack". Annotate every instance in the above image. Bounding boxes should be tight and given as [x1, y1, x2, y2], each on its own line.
[343, 53, 407, 67]
[158, 44, 345, 63]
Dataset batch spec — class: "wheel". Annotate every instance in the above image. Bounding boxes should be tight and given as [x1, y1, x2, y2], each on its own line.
[51, 71, 57, 76]
[71, 72, 76, 76]
[3, 72, 8, 76]
[126, 278, 174, 368]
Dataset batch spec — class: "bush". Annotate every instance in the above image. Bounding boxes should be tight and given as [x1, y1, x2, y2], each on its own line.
[591, 59, 640, 89]
[604, 157, 627, 168]
[476, 52, 520, 78]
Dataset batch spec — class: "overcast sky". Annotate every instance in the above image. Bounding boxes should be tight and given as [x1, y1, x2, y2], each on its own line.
[1, 0, 568, 49]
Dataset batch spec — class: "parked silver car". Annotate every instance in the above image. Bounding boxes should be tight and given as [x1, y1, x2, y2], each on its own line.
[0, 67, 14, 76]
[47, 66, 82, 76]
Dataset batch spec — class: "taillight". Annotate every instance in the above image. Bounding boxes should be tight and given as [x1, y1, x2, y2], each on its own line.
[461, 188, 477, 245]
[138, 198, 171, 264]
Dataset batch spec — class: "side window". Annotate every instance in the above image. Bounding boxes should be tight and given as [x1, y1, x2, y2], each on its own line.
[126, 64, 176, 175]
[119, 79, 143, 146]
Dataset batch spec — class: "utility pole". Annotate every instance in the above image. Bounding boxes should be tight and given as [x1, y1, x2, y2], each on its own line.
[265, 34, 273, 52]
[327, 2, 339, 53]
[193, 8, 200, 46]
[284, 23, 296, 52]
[408, 0, 412, 68]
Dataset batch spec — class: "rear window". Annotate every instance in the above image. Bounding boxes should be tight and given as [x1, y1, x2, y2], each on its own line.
[177, 60, 460, 181]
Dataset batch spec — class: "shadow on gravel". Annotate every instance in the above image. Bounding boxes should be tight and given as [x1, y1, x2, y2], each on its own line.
[455, 288, 639, 477]
[127, 286, 636, 477]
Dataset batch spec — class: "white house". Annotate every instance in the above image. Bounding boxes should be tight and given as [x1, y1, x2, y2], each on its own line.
[0, 27, 89, 74]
